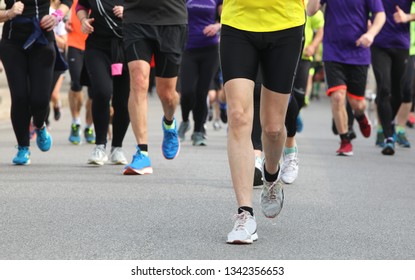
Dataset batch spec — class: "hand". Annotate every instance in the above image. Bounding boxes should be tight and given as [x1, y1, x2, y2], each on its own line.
[65, 20, 73, 33]
[203, 23, 220, 37]
[40, 14, 57, 31]
[356, 33, 374, 48]
[394, 5, 409, 23]
[113, 5, 123, 18]
[8, 1, 24, 18]
[81, 18, 94, 34]
[304, 45, 316, 58]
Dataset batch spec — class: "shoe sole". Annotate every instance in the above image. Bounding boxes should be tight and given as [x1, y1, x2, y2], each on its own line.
[123, 166, 153, 175]
[13, 160, 31, 166]
[336, 151, 353, 156]
[227, 233, 258, 244]
[382, 146, 395, 155]
[87, 160, 106, 166]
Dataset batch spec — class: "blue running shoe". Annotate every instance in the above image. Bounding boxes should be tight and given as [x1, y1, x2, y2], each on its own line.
[296, 113, 304, 133]
[84, 127, 96, 144]
[13, 146, 31, 165]
[35, 125, 52, 152]
[381, 139, 395, 156]
[375, 130, 385, 147]
[69, 124, 81, 145]
[123, 147, 153, 175]
[162, 117, 180, 159]
[396, 131, 411, 148]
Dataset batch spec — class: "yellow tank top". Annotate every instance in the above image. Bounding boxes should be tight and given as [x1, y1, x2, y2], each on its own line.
[221, 0, 305, 32]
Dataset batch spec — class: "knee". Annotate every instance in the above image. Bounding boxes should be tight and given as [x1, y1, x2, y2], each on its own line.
[331, 91, 345, 107]
[228, 109, 250, 129]
[262, 124, 285, 141]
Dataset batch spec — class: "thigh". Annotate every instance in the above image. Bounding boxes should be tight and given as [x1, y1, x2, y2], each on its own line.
[346, 65, 368, 99]
[85, 48, 112, 99]
[324, 61, 348, 96]
[154, 25, 188, 78]
[260, 25, 304, 93]
[67, 47, 85, 91]
[220, 25, 260, 85]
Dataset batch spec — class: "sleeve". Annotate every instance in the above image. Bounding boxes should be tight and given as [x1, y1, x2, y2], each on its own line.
[77, 0, 91, 11]
[60, 0, 73, 9]
[310, 10, 324, 30]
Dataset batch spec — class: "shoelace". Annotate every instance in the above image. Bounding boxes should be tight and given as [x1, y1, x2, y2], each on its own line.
[233, 211, 249, 231]
[93, 146, 105, 158]
[284, 157, 299, 172]
[265, 181, 278, 200]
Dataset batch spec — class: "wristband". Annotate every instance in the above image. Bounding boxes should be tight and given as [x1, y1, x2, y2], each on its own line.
[51, 9, 64, 23]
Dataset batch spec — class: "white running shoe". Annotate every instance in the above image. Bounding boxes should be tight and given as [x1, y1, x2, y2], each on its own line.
[87, 145, 108, 165]
[253, 156, 263, 188]
[109, 147, 128, 165]
[281, 152, 299, 184]
[227, 211, 258, 244]
[260, 163, 284, 218]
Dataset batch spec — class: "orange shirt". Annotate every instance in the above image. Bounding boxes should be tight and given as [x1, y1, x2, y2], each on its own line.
[67, 0, 88, 50]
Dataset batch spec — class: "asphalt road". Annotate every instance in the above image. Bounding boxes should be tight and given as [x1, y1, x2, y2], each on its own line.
[1, 96, 415, 260]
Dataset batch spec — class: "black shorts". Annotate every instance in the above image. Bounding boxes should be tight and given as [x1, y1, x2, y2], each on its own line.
[220, 24, 304, 93]
[123, 23, 188, 78]
[324, 61, 368, 100]
[67, 46, 85, 92]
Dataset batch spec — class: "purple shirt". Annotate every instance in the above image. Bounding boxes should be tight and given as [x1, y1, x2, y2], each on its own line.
[186, 0, 223, 50]
[320, 0, 384, 65]
[373, 0, 413, 49]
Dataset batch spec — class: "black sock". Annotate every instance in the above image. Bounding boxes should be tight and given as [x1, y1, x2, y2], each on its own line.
[137, 144, 148, 152]
[238, 206, 254, 216]
[264, 163, 280, 182]
[340, 133, 349, 140]
[163, 117, 173, 126]
[355, 114, 364, 121]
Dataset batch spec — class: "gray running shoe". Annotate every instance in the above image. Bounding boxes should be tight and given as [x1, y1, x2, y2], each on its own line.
[226, 211, 258, 244]
[260, 163, 284, 218]
[192, 132, 206, 146]
[109, 147, 128, 165]
[178, 121, 190, 141]
[87, 145, 108, 165]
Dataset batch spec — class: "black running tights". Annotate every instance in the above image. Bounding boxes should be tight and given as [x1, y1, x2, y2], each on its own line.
[84, 48, 130, 147]
[0, 41, 56, 147]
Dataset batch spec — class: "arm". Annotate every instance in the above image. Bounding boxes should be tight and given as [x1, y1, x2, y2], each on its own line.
[203, 4, 222, 37]
[394, 5, 415, 23]
[76, 1, 94, 34]
[0, 1, 24, 23]
[304, 26, 324, 58]
[307, 0, 321, 16]
[40, 1, 72, 31]
[356, 11, 386, 48]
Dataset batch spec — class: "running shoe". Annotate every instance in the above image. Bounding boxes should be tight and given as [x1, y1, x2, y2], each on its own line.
[336, 139, 353, 156]
[219, 102, 227, 123]
[357, 114, 371, 138]
[281, 151, 299, 184]
[382, 138, 395, 156]
[35, 124, 52, 152]
[123, 147, 153, 175]
[178, 121, 190, 141]
[406, 113, 415, 128]
[53, 106, 61, 121]
[84, 127, 96, 144]
[109, 147, 128, 165]
[260, 163, 284, 219]
[87, 145, 108, 165]
[226, 211, 258, 244]
[396, 131, 411, 148]
[29, 122, 36, 141]
[296, 113, 304, 133]
[12, 146, 31, 165]
[376, 130, 385, 147]
[69, 124, 81, 145]
[162, 118, 180, 159]
[253, 156, 263, 188]
[192, 132, 206, 146]
[213, 120, 221, 131]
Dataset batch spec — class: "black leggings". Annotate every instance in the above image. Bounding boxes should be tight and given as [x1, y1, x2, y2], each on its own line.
[84, 48, 130, 147]
[372, 46, 410, 138]
[179, 45, 219, 132]
[251, 83, 299, 151]
[0, 40, 55, 147]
